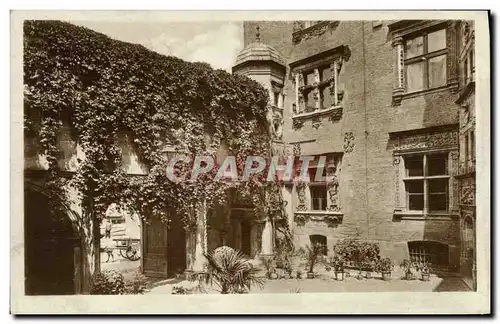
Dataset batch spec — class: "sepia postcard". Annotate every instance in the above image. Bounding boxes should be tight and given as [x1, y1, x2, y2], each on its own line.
[10, 10, 491, 314]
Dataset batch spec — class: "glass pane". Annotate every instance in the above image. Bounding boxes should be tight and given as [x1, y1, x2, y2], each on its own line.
[405, 156, 424, 177]
[321, 66, 333, 81]
[409, 194, 424, 211]
[406, 180, 424, 194]
[429, 178, 448, 194]
[405, 36, 424, 59]
[406, 62, 424, 92]
[305, 90, 315, 111]
[427, 29, 447, 53]
[321, 85, 333, 109]
[428, 55, 447, 88]
[429, 193, 447, 211]
[305, 71, 315, 86]
[428, 154, 448, 175]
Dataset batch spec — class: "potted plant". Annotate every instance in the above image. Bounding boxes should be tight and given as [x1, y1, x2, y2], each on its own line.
[375, 257, 394, 281]
[416, 261, 431, 281]
[332, 256, 345, 281]
[296, 270, 302, 279]
[305, 243, 323, 279]
[400, 259, 416, 280]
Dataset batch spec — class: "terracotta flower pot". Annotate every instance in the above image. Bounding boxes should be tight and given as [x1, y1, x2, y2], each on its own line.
[382, 271, 391, 281]
[421, 273, 430, 281]
[306, 272, 315, 279]
[335, 271, 344, 281]
[270, 272, 278, 280]
[365, 271, 372, 279]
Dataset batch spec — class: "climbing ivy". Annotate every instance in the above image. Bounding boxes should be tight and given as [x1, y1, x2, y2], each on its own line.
[23, 20, 289, 239]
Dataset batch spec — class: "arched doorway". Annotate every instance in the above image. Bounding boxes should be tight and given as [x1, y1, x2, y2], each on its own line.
[24, 185, 81, 295]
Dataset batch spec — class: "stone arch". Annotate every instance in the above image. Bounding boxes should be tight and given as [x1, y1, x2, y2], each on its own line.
[24, 181, 85, 295]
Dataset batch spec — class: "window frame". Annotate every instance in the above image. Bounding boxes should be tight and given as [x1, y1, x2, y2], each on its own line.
[403, 152, 451, 214]
[403, 27, 448, 93]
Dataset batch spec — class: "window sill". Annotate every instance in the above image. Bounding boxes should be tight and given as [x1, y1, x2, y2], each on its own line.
[393, 210, 459, 221]
[392, 82, 459, 106]
[294, 210, 344, 227]
[292, 105, 343, 121]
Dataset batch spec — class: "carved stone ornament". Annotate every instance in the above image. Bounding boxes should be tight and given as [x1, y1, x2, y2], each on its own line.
[393, 156, 401, 165]
[343, 132, 355, 153]
[311, 116, 321, 129]
[293, 143, 301, 156]
[328, 107, 343, 122]
[292, 21, 340, 45]
[395, 130, 459, 151]
[272, 112, 284, 140]
[327, 176, 340, 212]
[295, 181, 307, 211]
[293, 118, 304, 130]
[294, 213, 309, 226]
[460, 185, 475, 206]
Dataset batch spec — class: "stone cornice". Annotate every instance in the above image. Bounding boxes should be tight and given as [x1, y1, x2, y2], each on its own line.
[289, 45, 350, 72]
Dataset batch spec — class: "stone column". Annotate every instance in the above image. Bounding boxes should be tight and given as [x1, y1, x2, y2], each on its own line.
[233, 217, 242, 251]
[392, 36, 404, 105]
[332, 61, 339, 106]
[191, 200, 207, 272]
[260, 217, 274, 256]
[313, 68, 320, 111]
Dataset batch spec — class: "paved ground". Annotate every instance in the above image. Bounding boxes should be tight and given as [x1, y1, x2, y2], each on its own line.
[100, 258, 472, 294]
[147, 271, 472, 294]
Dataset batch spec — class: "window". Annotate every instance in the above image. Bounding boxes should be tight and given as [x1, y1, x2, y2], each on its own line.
[300, 65, 337, 112]
[310, 234, 327, 256]
[294, 61, 341, 115]
[404, 153, 450, 213]
[404, 28, 447, 92]
[308, 166, 328, 211]
[464, 49, 475, 84]
[408, 241, 449, 269]
[310, 185, 327, 211]
[273, 92, 280, 107]
[470, 130, 475, 160]
[464, 133, 469, 163]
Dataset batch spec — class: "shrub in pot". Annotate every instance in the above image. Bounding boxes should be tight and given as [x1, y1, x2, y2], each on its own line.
[374, 257, 394, 281]
[331, 256, 345, 281]
[400, 259, 417, 280]
[305, 243, 323, 279]
[416, 261, 431, 281]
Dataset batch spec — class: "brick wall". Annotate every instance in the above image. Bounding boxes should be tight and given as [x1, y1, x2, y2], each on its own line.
[244, 20, 462, 267]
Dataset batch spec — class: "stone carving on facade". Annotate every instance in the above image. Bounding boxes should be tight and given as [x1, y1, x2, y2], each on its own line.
[395, 130, 459, 151]
[327, 175, 340, 212]
[272, 112, 283, 140]
[311, 116, 321, 129]
[295, 181, 307, 211]
[460, 185, 475, 206]
[393, 155, 401, 210]
[292, 118, 304, 130]
[328, 107, 343, 123]
[292, 143, 301, 156]
[343, 131, 355, 153]
[292, 21, 340, 44]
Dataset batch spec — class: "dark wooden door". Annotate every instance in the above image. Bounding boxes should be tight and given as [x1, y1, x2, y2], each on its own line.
[241, 219, 252, 257]
[142, 218, 169, 277]
[24, 188, 77, 295]
[167, 215, 186, 277]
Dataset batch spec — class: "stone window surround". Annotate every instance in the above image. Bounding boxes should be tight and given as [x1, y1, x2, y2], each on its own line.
[290, 46, 350, 124]
[391, 126, 460, 220]
[389, 20, 459, 106]
[293, 153, 344, 225]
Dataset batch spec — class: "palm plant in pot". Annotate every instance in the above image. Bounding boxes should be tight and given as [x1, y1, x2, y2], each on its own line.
[305, 243, 323, 279]
[374, 257, 394, 281]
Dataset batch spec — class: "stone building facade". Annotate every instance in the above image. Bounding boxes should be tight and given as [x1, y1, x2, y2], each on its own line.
[455, 21, 476, 290]
[233, 20, 471, 272]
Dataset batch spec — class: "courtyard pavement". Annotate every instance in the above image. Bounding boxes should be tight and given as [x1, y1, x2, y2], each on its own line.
[99, 257, 472, 294]
[146, 270, 472, 294]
